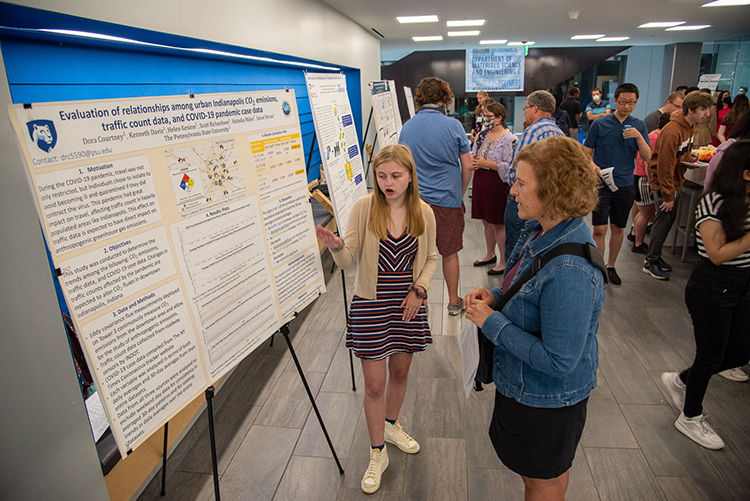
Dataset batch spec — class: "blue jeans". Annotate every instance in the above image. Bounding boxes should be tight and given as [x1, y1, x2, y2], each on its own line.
[504, 194, 524, 262]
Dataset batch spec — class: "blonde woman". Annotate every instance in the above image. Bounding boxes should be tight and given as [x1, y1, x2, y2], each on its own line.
[316, 145, 437, 494]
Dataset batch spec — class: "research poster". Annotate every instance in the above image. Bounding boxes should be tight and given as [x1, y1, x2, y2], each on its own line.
[9, 89, 325, 455]
[386, 80, 403, 134]
[369, 80, 400, 148]
[305, 72, 367, 236]
[466, 47, 525, 92]
[404, 86, 416, 118]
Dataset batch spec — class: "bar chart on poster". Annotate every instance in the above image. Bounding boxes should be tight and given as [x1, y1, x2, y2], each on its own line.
[8, 89, 326, 455]
[305, 72, 367, 235]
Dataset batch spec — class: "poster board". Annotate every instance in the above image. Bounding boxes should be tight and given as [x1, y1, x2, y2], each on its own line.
[465, 47, 525, 92]
[404, 87, 416, 119]
[305, 73, 368, 236]
[697, 73, 721, 92]
[368, 80, 400, 148]
[386, 80, 403, 133]
[8, 89, 326, 456]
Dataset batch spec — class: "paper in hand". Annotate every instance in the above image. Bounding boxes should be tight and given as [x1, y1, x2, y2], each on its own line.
[600, 167, 618, 192]
[459, 321, 479, 399]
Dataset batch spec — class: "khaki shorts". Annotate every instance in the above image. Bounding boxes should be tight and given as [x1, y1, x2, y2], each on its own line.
[429, 203, 465, 256]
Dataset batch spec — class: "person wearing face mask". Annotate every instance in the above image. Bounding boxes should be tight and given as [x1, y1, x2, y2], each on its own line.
[585, 88, 612, 126]
[713, 90, 733, 147]
[470, 102, 517, 275]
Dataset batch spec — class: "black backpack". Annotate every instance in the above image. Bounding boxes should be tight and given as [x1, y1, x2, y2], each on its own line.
[474, 242, 607, 387]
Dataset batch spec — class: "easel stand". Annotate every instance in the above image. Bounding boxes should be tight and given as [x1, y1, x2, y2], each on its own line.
[337, 259, 357, 392]
[160, 422, 169, 496]
[280, 323, 345, 474]
[205, 386, 221, 500]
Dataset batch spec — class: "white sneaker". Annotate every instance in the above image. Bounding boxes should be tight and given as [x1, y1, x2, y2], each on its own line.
[661, 372, 686, 411]
[361, 445, 389, 494]
[675, 413, 725, 450]
[718, 367, 749, 382]
[384, 420, 420, 454]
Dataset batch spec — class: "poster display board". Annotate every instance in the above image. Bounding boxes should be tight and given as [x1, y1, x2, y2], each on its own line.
[697, 73, 722, 92]
[8, 89, 326, 455]
[404, 86, 416, 119]
[386, 80, 403, 134]
[368, 80, 400, 148]
[305, 73, 367, 235]
[465, 47, 525, 92]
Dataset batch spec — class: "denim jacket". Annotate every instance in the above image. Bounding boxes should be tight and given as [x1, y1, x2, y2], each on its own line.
[482, 217, 605, 408]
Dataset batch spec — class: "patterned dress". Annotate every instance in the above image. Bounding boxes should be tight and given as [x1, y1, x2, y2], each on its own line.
[346, 232, 432, 360]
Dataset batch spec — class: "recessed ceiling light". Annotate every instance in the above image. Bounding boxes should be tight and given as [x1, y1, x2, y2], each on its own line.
[638, 22, 686, 28]
[397, 15, 439, 23]
[702, 0, 750, 6]
[666, 25, 711, 30]
[479, 39, 508, 45]
[571, 34, 606, 40]
[447, 30, 481, 37]
[507, 41, 535, 46]
[597, 37, 630, 41]
[412, 35, 443, 42]
[447, 19, 486, 27]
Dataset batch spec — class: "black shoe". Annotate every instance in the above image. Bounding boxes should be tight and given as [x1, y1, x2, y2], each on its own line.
[627, 231, 635, 243]
[487, 268, 505, 276]
[473, 256, 497, 267]
[631, 243, 648, 254]
[656, 257, 672, 272]
[607, 267, 622, 285]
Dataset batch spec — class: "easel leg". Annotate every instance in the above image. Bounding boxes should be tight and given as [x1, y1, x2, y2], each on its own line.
[205, 386, 221, 501]
[340, 268, 356, 392]
[160, 422, 169, 496]
[280, 324, 345, 474]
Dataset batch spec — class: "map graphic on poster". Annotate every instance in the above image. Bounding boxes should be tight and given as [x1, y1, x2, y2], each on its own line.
[167, 138, 245, 217]
[8, 89, 325, 456]
[305, 73, 367, 236]
[466, 47, 525, 92]
[369, 80, 400, 148]
[404, 87, 416, 118]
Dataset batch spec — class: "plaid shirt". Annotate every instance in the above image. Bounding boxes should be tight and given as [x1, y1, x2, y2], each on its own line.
[508, 116, 565, 186]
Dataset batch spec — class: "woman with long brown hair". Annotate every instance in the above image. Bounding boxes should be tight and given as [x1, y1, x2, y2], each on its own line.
[316, 144, 437, 494]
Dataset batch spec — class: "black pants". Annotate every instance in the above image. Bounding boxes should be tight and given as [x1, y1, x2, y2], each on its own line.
[679, 258, 750, 417]
[646, 190, 681, 266]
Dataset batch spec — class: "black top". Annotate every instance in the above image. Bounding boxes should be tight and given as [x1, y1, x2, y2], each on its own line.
[560, 98, 581, 128]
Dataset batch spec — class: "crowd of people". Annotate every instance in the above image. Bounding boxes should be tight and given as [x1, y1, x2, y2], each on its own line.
[316, 76, 749, 499]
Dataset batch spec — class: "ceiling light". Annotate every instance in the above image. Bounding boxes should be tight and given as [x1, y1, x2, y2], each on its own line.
[447, 20, 486, 27]
[508, 41, 535, 46]
[702, 0, 750, 6]
[571, 34, 606, 40]
[597, 37, 630, 41]
[638, 22, 686, 28]
[479, 40, 508, 45]
[397, 15, 439, 23]
[412, 35, 443, 42]
[666, 25, 712, 30]
[447, 31, 480, 37]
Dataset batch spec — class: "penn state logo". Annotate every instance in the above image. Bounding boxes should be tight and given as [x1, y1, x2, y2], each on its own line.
[26, 120, 57, 153]
[282, 101, 292, 116]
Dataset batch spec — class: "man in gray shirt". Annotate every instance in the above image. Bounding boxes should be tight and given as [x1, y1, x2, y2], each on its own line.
[644, 91, 685, 132]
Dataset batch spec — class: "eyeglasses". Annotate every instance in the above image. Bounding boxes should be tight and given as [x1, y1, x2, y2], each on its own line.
[485, 115, 496, 120]
[522, 105, 538, 112]
[616, 100, 637, 106]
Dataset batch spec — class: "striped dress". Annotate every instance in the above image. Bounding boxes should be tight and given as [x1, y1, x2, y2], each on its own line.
[347, 232, 432, 360]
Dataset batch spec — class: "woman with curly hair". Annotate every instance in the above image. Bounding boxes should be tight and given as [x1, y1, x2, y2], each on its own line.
[465, 136, 605, 501]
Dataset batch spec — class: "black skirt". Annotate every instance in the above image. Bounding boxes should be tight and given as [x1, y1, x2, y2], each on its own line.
[489, 391, 588, 479]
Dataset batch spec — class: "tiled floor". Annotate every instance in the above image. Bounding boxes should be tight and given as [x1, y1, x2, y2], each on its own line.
[139, 197, 750, 501]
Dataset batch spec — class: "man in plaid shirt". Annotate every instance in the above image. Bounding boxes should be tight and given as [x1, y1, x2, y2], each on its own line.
[504, 90, 565, 260]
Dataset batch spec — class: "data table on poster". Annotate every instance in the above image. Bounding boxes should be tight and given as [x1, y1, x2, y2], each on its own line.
[8, 89, 325, 455]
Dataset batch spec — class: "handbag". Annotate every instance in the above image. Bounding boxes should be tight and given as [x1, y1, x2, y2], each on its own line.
[474, 242, 607, 387]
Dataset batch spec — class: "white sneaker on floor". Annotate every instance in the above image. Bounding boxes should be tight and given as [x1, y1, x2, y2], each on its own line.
[675, 413, 725, 450]
[661, 371, 686, 411]
[718, 367, 749, 382]
[361, 445, 389, 494]
[384, 420, 420, 454]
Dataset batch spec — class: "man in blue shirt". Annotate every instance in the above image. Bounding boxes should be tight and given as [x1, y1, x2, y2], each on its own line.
[584, 83, 651, 285]
[585, 88, 612, 125]
[505, 90, 565, 260]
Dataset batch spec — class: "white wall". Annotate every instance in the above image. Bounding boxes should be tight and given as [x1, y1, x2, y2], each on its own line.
[8, 0, 381, 139]
[622, 46, 670, 121]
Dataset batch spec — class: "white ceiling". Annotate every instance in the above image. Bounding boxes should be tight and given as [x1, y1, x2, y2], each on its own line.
[319, 0, 750, 61]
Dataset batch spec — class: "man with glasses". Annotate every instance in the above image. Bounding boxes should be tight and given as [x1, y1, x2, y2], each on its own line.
[584, 83, 651, 285]
[644, 91, 686, 133]
[504, 90, 565, 260]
